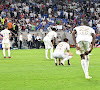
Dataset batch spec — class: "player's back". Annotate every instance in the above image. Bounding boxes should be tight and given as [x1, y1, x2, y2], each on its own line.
[74, 26, 95, 43]
[1, 29, 10, 43]
[54, 42, 70, 53]
[46, 31, 57, 40]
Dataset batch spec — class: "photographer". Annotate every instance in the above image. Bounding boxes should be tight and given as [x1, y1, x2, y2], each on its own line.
[35, 33, 41, 49]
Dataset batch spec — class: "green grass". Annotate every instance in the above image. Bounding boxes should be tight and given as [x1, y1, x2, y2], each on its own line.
[0, 48, 100, 90]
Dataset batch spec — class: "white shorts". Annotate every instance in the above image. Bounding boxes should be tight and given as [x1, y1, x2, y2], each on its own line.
[53, 51, 69, 59]
[2, 42, 10, 48]
[76, 41, 91, 55]
[43, 37, 53, 49]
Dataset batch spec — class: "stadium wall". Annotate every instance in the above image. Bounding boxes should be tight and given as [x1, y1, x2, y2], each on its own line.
[21, 31, 75, 45]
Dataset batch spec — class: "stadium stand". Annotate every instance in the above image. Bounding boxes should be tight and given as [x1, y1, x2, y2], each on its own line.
[0, 0, 100, 49]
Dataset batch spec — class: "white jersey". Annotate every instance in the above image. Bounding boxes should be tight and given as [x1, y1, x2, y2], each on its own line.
[19, 35, 23, 41]
[45, 31, 57, 40]
[54, 42, 70, 53]
[27, 34, 32, 41]
[74, 26, 95, 43]
[1, 29, 10, 43]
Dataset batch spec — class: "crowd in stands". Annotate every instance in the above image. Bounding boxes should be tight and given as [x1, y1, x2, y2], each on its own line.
[0, 0, 100, 48]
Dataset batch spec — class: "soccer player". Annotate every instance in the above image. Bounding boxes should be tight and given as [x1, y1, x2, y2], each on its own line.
[0, 25, 12, 58]
[53, 38, 73, 66]
[72, 20, 95, 79]
[43, 27, 57, 59]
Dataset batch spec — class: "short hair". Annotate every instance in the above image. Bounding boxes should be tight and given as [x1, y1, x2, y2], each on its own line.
[4, 25, 8, 28]
[52, 28, 56, 31]
[52, 27, 58, 31]
[63, 38, 68, 42]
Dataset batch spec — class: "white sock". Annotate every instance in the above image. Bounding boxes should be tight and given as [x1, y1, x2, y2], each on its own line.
[81, 59, 88, 77]
[3, 49, 6, 57]
[85, 55, 89, 69]
[55, 59, 57, 63]
[50, 47, 53, 59]
[45, 49, 48, 58]
[61, 57, 69, 64]
[61, 56, 72, 64]
[8, 49, 10, 57]
[85, 55, 89, 73]
[86, 60, 89, 72]
[68, 56, 72, 59]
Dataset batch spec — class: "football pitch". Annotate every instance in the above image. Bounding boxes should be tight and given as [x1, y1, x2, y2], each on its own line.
[0, 48, 100, 90]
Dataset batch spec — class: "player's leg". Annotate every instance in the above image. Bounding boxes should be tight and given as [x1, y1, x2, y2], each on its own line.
[84, 42, 92, 79]
[85, 55, 89, 69]
[3, 48, 6, 58]
[53, 52, 61, 66]
[43, 38, 49, 59]
[8, 47, 11, 58]
[68, 60, 71, 65]
[61, 56, 72, 65]
[61, 52, 73, 66]
[85, 55, 91, 79]
[79, 43, 88, 78]
[80, 54, 86, 74]
[2, 43, 6, 58]
[50, 46, 53, 59]
[77, 41, 90, 78]
[60, 59, 71, 65]
[80, 54, 91, 79]
[48, 40, 53, 59]
[55, 58, 57, 66]
[45, 49, 49, 59]
[7, 43, 11, 58]
[44, 41, 49, 59]
[61, 52, 73, 65]
[59, 59, 61, 65]
[67, 53, 72, 65]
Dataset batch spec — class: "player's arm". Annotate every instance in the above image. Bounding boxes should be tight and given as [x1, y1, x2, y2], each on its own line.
[67, 44, 73, 56]
[67, 50, 73, 56]
[85, 33, 95, 55]
[9, 33, 12, 40]
[89, 33, 95, 53]
[72, 30, 80, 50]
[53, 32, 57, 46]
[53, 37, 56, 46]
[72, 30, 76, 44]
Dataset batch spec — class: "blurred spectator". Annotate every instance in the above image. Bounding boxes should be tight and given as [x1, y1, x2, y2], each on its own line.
[27, 32, 32, 49]
[35, 33, 41, 49]
[97, 21, 100, 33]
[0, 24, 3, 31]
[1, 17, 5, 25]
[31, 24, 36, 31]
[8, 21, 13, 30]
[32, 34, 36, 48]
[0, 0, 100, 49]
[14, 34, 18, 48]
[19, 33, 23, 49]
